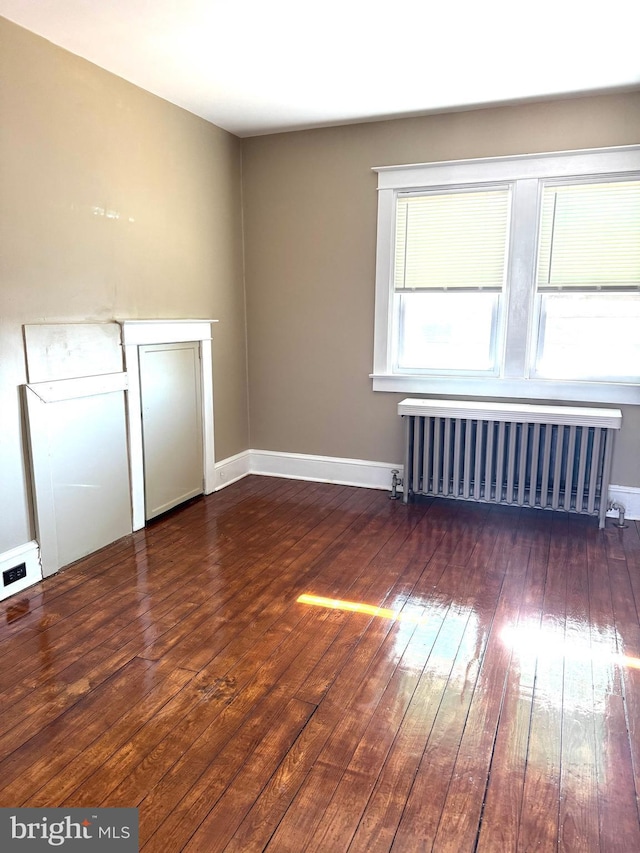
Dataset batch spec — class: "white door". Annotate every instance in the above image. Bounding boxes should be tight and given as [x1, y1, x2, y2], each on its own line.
[139, 341, 204, 520]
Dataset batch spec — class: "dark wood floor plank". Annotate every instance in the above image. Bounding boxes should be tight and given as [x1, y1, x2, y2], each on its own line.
[0, 657, 172, 805]
[180, 697, 316, 853]
[339, 511, 527, 853]
[140, 688, 313, 852]
[261, 521, 466, 852]
[606, 553, 640, 831]
[0, 586, 213, 749]
[151, 488, 407, 674]
[84, 605, 339, 815]
[387, 520, 517, 852]
[294, 503, 447, 705]
[106, 500, 410, 824]
[79, 654, 321, 812]
[475, 515, 551, 852]
[257, 514, 469, 852]
[0, 479, 638, 853]
[556, 519, 599, 853]
[221, 705, 338, 853]
[106, 484, 358, 670]
[586, 524, 640, 853]
[345, 603, 468, 852]
[516, 514, 569, 852]
[301, 592, 450, 852]
[24, 666, 196, 807]
[431, 542, 533, 851]
[141, 488, 389, 687]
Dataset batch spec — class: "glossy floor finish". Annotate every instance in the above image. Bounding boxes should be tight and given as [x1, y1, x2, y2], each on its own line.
[1, 476, 639, 852]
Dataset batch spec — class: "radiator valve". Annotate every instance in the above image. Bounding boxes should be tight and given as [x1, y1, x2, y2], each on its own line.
[390, 469, 403, 500]
[609, 501, 628, 529]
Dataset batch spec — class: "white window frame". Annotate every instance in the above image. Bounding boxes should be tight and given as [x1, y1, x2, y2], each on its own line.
[371, 145, 640, 405]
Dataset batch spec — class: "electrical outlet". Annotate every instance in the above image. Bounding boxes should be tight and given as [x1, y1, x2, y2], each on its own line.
[3, 563, 27, 587]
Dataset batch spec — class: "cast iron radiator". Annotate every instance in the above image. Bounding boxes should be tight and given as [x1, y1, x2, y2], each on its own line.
[398, 399, 622, 528]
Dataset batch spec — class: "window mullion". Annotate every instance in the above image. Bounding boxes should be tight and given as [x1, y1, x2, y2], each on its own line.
[502, 178, 539, 379]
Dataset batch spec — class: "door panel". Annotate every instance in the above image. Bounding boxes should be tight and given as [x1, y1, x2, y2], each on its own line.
[25, 383, 132, 576]
[139, 342, 203, 519]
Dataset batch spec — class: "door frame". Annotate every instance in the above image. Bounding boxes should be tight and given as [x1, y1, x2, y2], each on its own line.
[121, 320, 217, 531]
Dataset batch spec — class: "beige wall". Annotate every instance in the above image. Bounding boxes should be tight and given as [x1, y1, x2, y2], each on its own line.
[242, 93, 640, 487]
[0, 17, 249, 553]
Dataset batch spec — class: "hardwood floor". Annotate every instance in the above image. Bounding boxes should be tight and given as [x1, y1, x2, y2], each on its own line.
[1, 475, 639, 851]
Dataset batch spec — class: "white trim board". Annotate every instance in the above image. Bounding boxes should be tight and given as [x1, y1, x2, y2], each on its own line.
[250, 450, 399, 490]
[397, 398, 623, 429]
[27, 372, 128, 403]
[214, 450, 640, 520]
[120, 319, 217, 346]
[213, 450, 252, 490]
[0, 541, 42, 602]
[373, 145, 640, 189]
[214, 450, 400, 492]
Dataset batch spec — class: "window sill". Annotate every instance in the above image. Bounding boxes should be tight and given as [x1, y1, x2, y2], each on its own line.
[370, 373, 640, 405]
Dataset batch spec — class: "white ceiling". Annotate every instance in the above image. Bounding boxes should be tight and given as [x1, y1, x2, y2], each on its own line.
[1, 0, 639, 137]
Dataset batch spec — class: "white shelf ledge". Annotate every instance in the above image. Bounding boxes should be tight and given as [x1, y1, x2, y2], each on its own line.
[397, 398, 622, 429]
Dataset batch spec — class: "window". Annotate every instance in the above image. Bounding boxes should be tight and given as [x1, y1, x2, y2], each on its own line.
[534, 180, 640, 382]
[372, 146, 640, 404]
[394, 188, 509, 373]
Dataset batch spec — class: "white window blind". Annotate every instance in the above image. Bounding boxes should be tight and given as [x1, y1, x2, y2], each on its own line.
[394, 188, 511, 290]
[537, 180, 640, 290]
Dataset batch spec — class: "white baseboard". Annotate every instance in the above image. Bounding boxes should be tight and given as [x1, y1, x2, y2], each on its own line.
[213, 450, 252, 490]
[0, 541, 42, 602]
[215, 449, 400, 492]
[215, 452, 640, 522]
[250, 450, 401, 490]
[607, 485, 640, 521]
